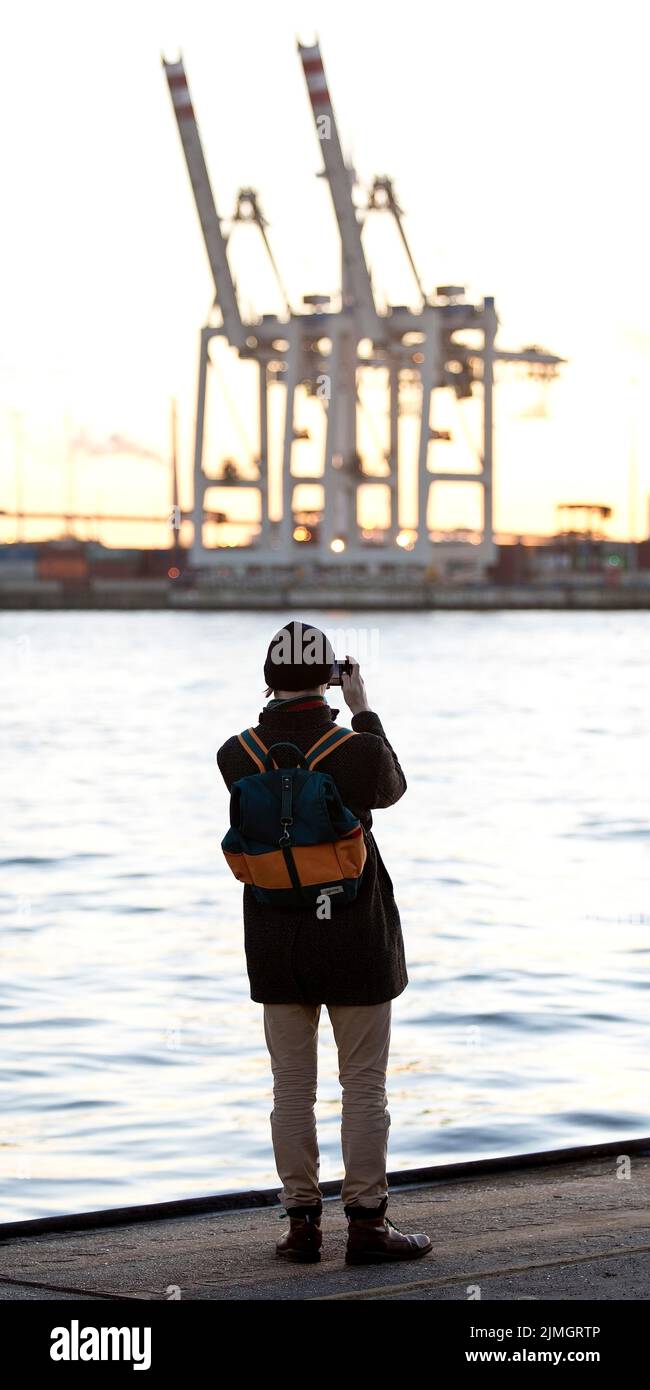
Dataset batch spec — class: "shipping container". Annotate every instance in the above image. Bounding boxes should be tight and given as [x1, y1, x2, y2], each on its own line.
[90, 557, 141, 579]
[37, 549, 89, 581]
[490, 544, 531, 584]
[0, 558, 37, 579]
[141, 548, 181, 577]
[0, 543, 37, 563]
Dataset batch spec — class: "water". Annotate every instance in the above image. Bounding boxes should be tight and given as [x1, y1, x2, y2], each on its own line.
[1, 609, 649, 1221]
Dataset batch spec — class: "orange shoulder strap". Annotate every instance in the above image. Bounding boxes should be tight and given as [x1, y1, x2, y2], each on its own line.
[237, 727, 270, 773]
[305, 725, 357, 770]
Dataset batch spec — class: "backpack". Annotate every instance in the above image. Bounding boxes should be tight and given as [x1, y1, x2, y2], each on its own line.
[221, 725, 367, 909]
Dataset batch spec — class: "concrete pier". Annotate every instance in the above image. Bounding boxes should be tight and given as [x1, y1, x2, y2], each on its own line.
[1, 1144, 649, 1301]
[2, 578, 650, 610]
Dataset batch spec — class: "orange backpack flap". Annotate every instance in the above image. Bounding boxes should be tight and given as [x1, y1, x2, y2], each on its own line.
[221, 724, 366, 909]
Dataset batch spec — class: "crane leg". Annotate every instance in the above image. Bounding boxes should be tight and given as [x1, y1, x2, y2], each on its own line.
[481, 297, 497, 558]
[191, 326, 212, 562]
[415, 317, 439, 559]
[389, 358, 400, 542]
[258, 360, 270, 545]
[279, 327, 300, 552]
[322, 327, 341, 554]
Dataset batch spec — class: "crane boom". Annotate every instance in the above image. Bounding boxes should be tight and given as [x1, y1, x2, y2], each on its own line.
[298, 41, 379, 341]
[162, 56, 245, 348]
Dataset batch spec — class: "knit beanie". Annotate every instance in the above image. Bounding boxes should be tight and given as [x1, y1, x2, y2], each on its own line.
[263, 620, 335, 692]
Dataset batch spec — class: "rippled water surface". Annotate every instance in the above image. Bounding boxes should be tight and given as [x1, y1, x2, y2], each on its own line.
[1, 609, 649, 1220]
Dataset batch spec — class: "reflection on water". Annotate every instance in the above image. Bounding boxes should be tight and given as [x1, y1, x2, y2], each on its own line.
[1, 609, 649, 1219]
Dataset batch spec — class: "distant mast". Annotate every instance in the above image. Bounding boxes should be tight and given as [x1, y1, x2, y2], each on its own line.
[170, 396, 182, 558]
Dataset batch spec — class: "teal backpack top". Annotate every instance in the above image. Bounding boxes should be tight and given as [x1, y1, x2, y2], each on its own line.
[221, 725, 367, 909]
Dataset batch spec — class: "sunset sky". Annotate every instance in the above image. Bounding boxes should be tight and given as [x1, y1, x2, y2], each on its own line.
[1, 0, 649, 547]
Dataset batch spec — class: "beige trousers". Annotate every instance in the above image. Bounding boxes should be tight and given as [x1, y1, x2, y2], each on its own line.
[262, 1001, 392, 1210]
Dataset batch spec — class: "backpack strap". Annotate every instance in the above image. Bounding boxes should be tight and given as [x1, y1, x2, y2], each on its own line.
[238, 724, 357, 773]
[237, 727, 271, 773]
[305, 725, 357, 769]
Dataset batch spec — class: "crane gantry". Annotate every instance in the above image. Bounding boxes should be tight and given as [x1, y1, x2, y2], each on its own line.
[162, 43, 565, 572]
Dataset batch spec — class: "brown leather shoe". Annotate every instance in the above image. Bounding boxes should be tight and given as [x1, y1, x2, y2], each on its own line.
[344, 1196, 432, 1264]
[275, 1201, 323, 1263]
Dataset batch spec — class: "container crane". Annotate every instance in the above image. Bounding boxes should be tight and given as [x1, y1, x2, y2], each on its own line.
[162, 44, 566, 574]
[163, 55, 273, 553]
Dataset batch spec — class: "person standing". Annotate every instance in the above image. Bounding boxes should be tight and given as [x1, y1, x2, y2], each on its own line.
[216, 620, 432, 1265]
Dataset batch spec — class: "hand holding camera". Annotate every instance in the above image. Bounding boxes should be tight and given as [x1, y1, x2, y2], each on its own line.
[330, 655, 370, 716]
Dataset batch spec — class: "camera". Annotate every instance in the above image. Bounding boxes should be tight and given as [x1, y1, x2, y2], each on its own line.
[328, 657, 353, 686]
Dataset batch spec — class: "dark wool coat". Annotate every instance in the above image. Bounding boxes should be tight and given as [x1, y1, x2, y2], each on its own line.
[216, 700, 409, 1006]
